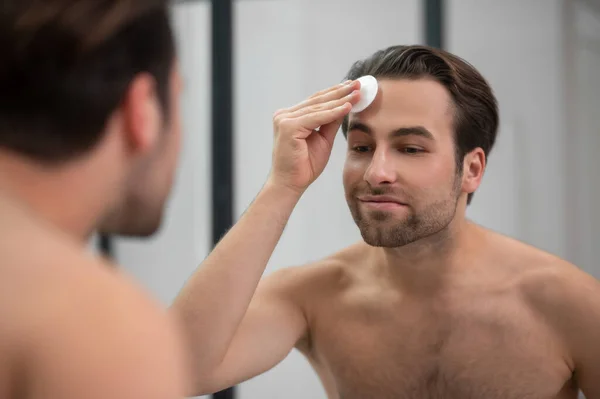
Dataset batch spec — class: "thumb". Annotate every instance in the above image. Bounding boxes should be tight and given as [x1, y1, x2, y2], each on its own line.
[318, 116, 345, 148]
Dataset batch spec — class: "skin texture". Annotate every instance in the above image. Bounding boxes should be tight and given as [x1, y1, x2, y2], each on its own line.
[0, 62, 189, 398]
[0, 185, 188, 399]
[175, 79, 600, 399]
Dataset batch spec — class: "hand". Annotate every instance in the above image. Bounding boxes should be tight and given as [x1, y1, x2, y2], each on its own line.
[268, 80, 361, 194]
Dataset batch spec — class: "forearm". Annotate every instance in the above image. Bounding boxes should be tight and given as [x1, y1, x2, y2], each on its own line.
[171, 180, 301, 374]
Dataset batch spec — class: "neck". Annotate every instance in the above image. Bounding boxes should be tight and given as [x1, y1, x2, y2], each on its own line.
[0, 150, 113, 242]
[373, 213, 483, 295]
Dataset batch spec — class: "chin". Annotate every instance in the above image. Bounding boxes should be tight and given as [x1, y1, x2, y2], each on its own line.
[361, 237, 414, 248]
[126, 223, 162, 238]
[358, 226, 412, 248]
[356, 211, 429, 248]
[98, 209, 164, 238]
[98, 222, 161, 238]
[126, 214, 164, 238]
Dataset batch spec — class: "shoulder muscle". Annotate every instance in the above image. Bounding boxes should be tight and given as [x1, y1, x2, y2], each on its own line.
[23, 260, 187, 399]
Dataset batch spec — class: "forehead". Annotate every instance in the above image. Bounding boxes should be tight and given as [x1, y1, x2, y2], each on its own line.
[348, 78, 455, 139]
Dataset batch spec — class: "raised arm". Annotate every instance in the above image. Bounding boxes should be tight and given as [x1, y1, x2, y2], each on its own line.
[190, 267, 311, 395]
[171, 81, 361, 394]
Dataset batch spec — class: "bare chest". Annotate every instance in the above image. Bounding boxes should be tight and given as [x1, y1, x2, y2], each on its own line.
[306, 293, 575, 399]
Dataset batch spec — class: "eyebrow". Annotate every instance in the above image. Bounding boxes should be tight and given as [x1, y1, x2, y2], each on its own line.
[347, 122, 435, 140]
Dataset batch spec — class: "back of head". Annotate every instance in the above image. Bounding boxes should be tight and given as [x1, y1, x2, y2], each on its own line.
[0, 0, 174, 164]
[342, 45, 499, 204]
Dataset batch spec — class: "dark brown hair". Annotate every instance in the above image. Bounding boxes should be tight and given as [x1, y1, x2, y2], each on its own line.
[0, 0, 175, 164]
[342, 45, 499, 205]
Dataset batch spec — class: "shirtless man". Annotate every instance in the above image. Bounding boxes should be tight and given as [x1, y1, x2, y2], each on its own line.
[0, 1, 359, 397]
[173, 45, 600, 398]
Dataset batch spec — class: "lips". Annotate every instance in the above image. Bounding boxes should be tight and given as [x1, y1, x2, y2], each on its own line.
[357, 195, 407, 211]
[358, 195, 406, 205]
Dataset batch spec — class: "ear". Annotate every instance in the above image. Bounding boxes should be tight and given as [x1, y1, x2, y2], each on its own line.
[121, 73, 162, 157]
[461, 148, 486, 195]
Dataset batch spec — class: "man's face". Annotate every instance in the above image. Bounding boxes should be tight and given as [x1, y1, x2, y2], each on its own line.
[343, 78, 463, 248]
[100, 63, 183, 237]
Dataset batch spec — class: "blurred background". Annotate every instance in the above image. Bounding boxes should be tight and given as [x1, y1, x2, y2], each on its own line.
[94, 0, 599, 398]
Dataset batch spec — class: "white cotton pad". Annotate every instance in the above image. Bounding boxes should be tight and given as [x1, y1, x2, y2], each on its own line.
[351, 75, 378, 113]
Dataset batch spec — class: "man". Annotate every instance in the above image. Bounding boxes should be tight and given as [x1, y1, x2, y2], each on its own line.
[173, 45, 600, 398]
[0, 1, 359, 397]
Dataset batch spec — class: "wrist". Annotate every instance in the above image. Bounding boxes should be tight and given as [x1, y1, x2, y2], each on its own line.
[262, 178, 305, 203]
[264, 173, 307, 198]
[243, 179, 302, 226]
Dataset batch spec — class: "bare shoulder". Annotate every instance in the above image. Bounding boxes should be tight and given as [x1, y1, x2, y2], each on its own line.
[486, 230, 600, 346]
[0, 233, 186, 398]
[500, 239, 600, 385]
[518, 251, 600, 322]
[478, 227, 592, 286]
[492, 234, 600, 309]
[261, 242, 368, 300]
[35, 259, 186, 398]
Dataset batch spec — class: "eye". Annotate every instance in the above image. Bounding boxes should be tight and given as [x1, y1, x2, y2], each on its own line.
[401, 146, 423, 154]
[352, 146, 371, 153]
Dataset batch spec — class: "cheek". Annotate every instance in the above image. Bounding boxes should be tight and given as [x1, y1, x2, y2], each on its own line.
[157, 109, 182, 187]
[169, 93, 183, 158]
[172, 117, 182, 155]
[343, 156, 366, 187]
[403, 155, 456, 192]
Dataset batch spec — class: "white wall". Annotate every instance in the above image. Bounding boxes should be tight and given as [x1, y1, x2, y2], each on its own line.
[566, 0, 600, 277]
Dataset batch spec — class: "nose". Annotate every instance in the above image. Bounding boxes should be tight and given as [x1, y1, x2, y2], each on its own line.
[364, 148, 397, 186]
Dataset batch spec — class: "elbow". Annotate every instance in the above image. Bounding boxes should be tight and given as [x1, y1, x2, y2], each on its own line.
[186, 368, 233, 397]
[167, 307, 229, 396]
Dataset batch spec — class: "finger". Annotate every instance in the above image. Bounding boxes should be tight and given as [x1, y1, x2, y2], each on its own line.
[284, 80, 359, 115]
[318, 116, 345, 147]
[308, 80, 352, 99]
[273, 84, 347, 119]
[285, 89, 360, 120]
[292, 103, 352, 138]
